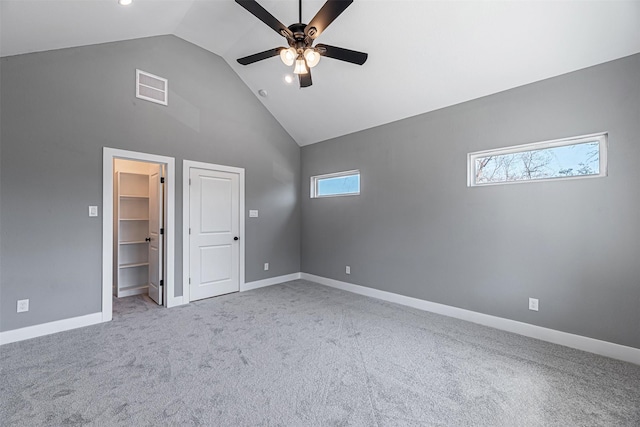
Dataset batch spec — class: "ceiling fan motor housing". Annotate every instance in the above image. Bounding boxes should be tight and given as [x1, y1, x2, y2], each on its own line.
[287, 23, 315, 54]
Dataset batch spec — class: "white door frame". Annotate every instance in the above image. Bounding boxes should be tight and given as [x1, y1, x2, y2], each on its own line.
[183, 160, 245, 303]
[102, 147, 177, 323]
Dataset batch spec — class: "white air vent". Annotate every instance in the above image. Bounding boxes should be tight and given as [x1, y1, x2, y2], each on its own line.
[136, 69, 168, 106]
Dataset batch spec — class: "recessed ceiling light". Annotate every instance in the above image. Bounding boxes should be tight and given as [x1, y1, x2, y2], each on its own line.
[284, 74, 293, 84]
[118, 0, 132, 6]
[258, 89, 268, 98]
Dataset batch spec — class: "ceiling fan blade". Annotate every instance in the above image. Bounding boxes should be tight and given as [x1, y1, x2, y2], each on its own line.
[316, 44, 368, 65]
[235, 0, 293, 39]
[299, 71, 313, 88]
[237, 48, 282, 65]
[305, 0, 353, 39]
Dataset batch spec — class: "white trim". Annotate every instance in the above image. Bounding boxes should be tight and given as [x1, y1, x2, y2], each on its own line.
[0, 313, 102, 345]
[183, 160, 245, 304]
[467, 132, 608, 187]
[241, 272, 302, 292]
[300, 273, 640, 365]
[103, 148, 177, 318]
[310, 169, 361, 198]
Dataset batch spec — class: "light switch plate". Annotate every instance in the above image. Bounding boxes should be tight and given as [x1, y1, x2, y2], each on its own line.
[249, 210, 259, 218]
[89, 206, 98, 217]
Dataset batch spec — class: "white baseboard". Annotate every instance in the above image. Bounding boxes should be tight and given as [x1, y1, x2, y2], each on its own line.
[0, 312, 104, 345]
[242, 272, 302, 292]
[301, 273, 640, 365]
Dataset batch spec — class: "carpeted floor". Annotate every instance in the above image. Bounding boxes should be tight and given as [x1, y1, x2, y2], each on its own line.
[1, 279, 639, 426]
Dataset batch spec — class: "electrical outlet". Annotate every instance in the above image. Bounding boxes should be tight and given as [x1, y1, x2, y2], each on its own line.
[88, 206, 98, 217]
[17, 299, 29, 313]
[346, 266, 351, 275]
[264, 262, 269, 271]
[529, 298, 539, 312]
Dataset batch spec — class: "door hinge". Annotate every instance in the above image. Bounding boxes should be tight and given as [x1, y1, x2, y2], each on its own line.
[189, 228, 191, 235]
[160, 279, 164, 287]
[189, 178, 191, 185]
[160, 228, 164, 235]
[189, 278, 191, 284]
[160, 177, 165, 184]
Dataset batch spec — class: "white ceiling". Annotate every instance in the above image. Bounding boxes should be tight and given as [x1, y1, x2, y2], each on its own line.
[2, 0, 639, 146]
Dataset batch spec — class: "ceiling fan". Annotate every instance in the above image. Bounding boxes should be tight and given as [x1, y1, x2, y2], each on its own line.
[235, 0, 368, 88]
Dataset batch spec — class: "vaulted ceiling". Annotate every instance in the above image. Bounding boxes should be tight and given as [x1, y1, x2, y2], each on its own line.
[2, 1, 639, 146]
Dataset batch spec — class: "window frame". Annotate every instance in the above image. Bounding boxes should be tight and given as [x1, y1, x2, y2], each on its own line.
[467, 132, 608, 187]
[310, 169, 361, 198]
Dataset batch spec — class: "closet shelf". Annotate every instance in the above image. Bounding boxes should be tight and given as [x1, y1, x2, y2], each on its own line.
[115, 170, 150, 299]
[119, 262, 149, 269]
[118, 284, 148, 297]
[120, 195, 149, 199]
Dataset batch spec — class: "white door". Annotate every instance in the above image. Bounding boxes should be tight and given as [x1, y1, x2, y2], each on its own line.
[148, 164, 163, 305]
[189, 167, 240, 301]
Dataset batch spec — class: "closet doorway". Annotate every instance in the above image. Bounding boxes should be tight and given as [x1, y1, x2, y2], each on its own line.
[113, 159, 164, 304]
[102, 148, 176, 324]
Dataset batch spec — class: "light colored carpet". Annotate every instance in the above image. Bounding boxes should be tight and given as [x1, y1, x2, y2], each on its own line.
[1, 279, 639, 426]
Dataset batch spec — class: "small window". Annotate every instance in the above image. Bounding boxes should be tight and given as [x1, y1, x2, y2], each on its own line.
[468, 133, 607, 187]
[311, 170, 360, 198]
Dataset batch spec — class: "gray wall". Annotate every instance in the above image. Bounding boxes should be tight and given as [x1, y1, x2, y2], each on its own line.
[1, 35, 301, 331]
[301, 54, 640, 349]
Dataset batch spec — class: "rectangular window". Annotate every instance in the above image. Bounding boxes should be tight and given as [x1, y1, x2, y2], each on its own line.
[468, 133, 607, 187]
[310, 170, 360, 198]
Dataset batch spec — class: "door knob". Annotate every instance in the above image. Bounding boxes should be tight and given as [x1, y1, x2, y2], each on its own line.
[145, 237, 151, 242]
[234, 236, 239, 241]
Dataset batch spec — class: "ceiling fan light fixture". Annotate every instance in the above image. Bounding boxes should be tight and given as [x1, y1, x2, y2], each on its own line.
[234, 0, 368, 88]
[279, 48, 296, 66]
[303, 49, 320, 68]
[293, 58, 308, 75]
